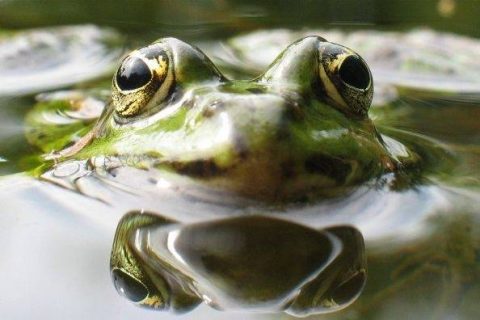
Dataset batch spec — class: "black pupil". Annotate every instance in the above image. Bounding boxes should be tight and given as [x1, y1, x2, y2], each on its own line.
[339, 56, 370, 90]
[116, 57, 152, 91]
[112, 269, 148, 302]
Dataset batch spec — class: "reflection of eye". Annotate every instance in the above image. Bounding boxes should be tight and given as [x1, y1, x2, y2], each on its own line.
[111, 268, 149, 303]
[338, 56, 371, 90]
[116, 57, 152, 91]
[112, 44, 173, 119]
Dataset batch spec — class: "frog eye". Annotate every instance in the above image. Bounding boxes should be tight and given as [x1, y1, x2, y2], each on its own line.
[110, 212, 172, 310]
[338, 55, 371, 90]
[112, 44, 174, 119]
[318, 42, 373, 116]
[112, 268, 149, 302]
[115, 58, 152, 91]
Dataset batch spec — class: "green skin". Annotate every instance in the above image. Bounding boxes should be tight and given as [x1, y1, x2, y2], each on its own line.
[35, 36, 398, 202]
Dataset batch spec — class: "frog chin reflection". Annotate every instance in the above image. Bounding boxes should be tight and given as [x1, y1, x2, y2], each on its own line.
[110, 212, 366, 317]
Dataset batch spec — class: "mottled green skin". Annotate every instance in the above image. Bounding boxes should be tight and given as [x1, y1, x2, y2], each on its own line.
[46, 37, 391, 201]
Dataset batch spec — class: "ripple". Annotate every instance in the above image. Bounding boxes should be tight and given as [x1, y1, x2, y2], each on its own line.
[0, 25, 123, 96]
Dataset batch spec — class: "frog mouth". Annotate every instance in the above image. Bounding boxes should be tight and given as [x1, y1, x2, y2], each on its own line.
[165, 150, 353, 178]
[159, 149, 373, 203]
[167, 158, 227, 177]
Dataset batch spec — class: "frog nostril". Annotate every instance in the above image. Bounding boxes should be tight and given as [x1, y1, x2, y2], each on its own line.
[339, 55, 371, 90]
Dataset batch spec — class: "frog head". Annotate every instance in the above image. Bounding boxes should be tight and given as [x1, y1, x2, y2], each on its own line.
[78, 36, 392, 200]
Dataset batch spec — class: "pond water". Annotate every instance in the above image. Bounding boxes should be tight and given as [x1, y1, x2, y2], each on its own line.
[0, 1, 479, 320]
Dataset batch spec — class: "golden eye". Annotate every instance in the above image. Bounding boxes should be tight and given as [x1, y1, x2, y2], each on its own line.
[318, 42, 373, 116]
[112, 43, 173, 119]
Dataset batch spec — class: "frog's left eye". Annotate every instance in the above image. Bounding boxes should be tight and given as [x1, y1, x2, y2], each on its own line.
[112, 44, 174, 119]
[318, 42, 373, 116]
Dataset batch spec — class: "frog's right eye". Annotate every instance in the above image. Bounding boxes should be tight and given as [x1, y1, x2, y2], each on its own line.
[112, 268, 149, 302]
[112, 44, 174, 119]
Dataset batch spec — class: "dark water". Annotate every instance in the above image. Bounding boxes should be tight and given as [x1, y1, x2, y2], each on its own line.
[0, 1, 479, 320]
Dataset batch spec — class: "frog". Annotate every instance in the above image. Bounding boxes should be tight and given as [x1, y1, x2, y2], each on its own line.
[23, 35, 459, 316]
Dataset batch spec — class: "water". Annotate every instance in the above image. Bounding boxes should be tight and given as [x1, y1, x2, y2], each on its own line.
[0, 1, 479, 319]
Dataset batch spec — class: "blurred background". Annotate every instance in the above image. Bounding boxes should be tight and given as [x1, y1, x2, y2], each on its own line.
[1, 0, 479, 41]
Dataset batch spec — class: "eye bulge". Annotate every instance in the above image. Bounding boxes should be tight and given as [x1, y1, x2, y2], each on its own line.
[112, 44, 172, 118]
[111, 37, 373, 120]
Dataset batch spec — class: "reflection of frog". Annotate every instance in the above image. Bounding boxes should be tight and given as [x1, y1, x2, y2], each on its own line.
[110, 212, 366, 316]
